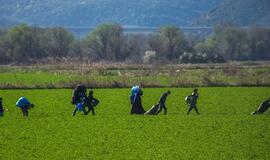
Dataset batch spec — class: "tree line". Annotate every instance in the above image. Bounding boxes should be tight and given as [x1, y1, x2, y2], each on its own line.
[0, 23, 269, 64]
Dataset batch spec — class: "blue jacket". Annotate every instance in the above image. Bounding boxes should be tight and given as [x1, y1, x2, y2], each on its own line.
[16, 97, 30, 108]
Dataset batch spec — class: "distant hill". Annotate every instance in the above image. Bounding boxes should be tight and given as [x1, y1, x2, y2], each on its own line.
[0, 0, 223, 27]
[195, 0, 270, 26]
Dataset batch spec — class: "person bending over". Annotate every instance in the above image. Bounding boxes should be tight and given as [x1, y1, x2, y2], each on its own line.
[16, 97, 34, 117]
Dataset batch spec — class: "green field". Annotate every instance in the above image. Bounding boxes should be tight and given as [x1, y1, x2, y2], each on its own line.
[0, 63, 269, 88]
[0, 87, 270, 159]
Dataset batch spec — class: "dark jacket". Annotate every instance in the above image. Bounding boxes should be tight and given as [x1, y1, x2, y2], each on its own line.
[0, 101, 3, 113]
[159, 93, 168, 104]
[191, 92, 199, 104]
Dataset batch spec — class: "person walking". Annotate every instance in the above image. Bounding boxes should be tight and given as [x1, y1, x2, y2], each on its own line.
[130, 86, 146, 115]
[187, 89, 200, 115]
[85, 90, 99, 115]
[156, 90, 171, 115]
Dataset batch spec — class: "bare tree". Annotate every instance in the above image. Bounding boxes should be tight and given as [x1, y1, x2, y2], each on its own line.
[84, 23, 124, 61]
[158, 25, 185, 61]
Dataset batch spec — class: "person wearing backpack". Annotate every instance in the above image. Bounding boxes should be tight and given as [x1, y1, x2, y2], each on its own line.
[71, 85, 87, 116]
[130, 86, 145, 115]
[186, 89, 200, 115]
[71, 85, 87, 105]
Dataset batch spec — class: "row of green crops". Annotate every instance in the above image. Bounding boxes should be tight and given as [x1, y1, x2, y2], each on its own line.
[0, 87, 269, 159]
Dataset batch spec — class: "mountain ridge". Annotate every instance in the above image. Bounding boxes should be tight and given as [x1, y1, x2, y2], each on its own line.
[0, 0, 223, 27]
[1, 0, 269, 28]
[195, 0, 270, 26]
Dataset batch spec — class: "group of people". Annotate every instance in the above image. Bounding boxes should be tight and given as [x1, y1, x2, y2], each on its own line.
[130, 86, 200, 115]
[0, 85, 269, 118]
[0, 84, 100, 117]
[71, 85, 99, 116]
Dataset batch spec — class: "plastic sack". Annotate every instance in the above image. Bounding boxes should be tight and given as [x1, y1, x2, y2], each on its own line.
[130, 86, 140, 104]
[76, 103, 84, 111]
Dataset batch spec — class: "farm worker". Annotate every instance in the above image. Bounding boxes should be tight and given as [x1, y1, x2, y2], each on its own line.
[251, 98, 270, 115]
[71, 85, 87, 116]
[0, 97, 3, 117]
[84, 90, 99, 115]
[16, 97, 34, 117]
[144, 103, 160, 115]
[156, 90, 171, 115]
[130, 86, 146, 115]
[186, 89, 200, 115]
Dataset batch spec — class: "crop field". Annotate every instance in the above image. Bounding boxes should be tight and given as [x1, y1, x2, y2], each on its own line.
[0, 62, 270, 88]
[0, 87, 270, 159]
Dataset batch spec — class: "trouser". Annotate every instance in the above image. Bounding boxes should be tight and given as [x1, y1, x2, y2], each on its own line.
[87, 107, 95, 115]
[86, 99, 99, 115]
[156, 103, 167, 115]
[0, 112, 3, 117]
[187, 104, 199, 115]
[20, 106, 28, 117]
[72, 105, 87, 116]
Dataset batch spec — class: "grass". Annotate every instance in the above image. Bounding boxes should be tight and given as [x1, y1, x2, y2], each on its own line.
[0, 87, 270, 159]
[0, 62, 270, 88]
